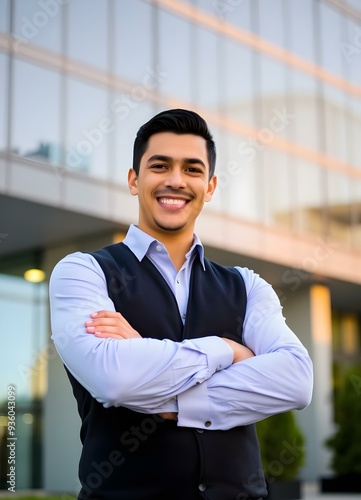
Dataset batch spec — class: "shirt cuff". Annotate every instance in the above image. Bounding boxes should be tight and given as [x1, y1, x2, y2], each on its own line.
[177, 382, 211, 429]
[191, 336, 233, 377]
[176, 336, 233, 429]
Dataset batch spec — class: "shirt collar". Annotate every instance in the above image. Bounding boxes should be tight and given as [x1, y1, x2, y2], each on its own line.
[123, 224, 205, 270]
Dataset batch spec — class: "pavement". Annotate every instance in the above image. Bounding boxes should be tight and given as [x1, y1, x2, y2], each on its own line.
[0, 483, 360, 498]
[303, 482, 361, 500]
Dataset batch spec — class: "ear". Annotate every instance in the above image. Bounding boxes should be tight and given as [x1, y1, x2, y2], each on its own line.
[128, 169, 138, 196]
[205, 175, 217, 202]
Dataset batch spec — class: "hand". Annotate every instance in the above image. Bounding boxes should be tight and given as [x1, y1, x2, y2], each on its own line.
[222, 338, 255, 364]
[85, 310, 142, 340]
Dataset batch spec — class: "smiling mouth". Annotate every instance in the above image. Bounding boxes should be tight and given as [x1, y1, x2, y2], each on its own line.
[157, 197, 189, 207]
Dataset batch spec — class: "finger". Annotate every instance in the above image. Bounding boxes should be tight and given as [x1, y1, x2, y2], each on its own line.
[91, 310, 124, 320]
[86, 318, 122, 327]
[86, 325, 141, 339]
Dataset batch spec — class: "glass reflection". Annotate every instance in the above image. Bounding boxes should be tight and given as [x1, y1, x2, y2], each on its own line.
[66, 77, 109, 178]
[11, 59, 61, 161]
[194, 26, 219, 108]
[323, 86, 348, 164]
[114, 100, 155, 185]
[158, 10, 192, 102]
[258, 0, 286, 47]
[289, 70, 319, 150]
[318, 2, 344, 78]
[0, 54, 7, 152]
[12, 0, 63, 53]
[287, 0, 315, 62]
[263, 149, 293, 229]
[327, 170, 352, 245]
[68, 0, 108, 70]
[114, 0, 154, 83]
[350, 178, 361, 248]
[0, 274, 47, 489]
[346, 95, 361, 168]
[345, 17, 361, 86]
[0, 0, 9, 33]
[294, 158, 325, 236]
[220, 38, 254, 124]
[216, 131, 261, 222]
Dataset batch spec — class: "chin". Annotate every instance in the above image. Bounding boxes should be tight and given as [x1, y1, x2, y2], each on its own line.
[155, 222, 188, 233]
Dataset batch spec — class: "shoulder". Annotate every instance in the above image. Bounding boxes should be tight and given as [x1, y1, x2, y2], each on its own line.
[50, 251, 105, 285]
[234, 266, 281, 308]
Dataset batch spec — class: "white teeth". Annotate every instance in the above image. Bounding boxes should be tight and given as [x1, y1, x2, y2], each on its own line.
[159, 198, 186, 205]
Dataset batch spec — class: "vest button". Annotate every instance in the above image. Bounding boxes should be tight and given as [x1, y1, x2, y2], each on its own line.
[198, 483, 206, 492]
[205, 420, 211, 427]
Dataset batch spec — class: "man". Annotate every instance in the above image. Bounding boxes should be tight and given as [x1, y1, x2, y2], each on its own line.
[50, 109, 313, 500]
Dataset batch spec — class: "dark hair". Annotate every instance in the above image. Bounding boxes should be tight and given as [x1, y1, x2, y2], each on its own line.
[132, 109, 216, 178]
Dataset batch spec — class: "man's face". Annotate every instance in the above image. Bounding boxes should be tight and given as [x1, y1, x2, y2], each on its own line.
[128, 132, 217, 239]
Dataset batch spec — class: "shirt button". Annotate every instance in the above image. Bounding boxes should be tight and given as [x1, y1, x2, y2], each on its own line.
[198, 483, 206, 492]
[215, 365, 221, 372]
[182, 313, 186, 319]
[176, 279, 180, 284]
[205, 421, 211, 428]
[156, 245, 162, 252]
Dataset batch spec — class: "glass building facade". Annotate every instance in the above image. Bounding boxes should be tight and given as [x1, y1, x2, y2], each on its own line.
[0, 0, 361, 491]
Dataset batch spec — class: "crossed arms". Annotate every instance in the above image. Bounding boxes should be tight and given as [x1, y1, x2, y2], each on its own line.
[49, 252, 313, 430]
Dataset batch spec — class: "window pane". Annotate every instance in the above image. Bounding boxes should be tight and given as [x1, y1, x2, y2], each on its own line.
[114, 100, 156, 185]
[215, 0, 252, 30]
[346, 95, 361, 168]
[220, 38, 254, 124]
[0, 54, 7, 152]
[158, 10, 192, 102]
[216, 131, 262, 222]
[194, 26, 219, 108]
[258, 0, 286, 47]
[351, 177, 361, 248]
[287, 0, 315, 62]
[323, 86, 348, 164]
[289, 70, 319, 150]
[0, 275, 47, 488]
[319, 2, 344, 78]
[11, 59, 61, 162]
[0, 0, 9, 32]
[13, 0, 63, 53]
[68, 0, 108, 70]
[259, 56, 291, 143]
[327, 170, 352, 245]
[65, 77, 110, 178]
[114, 0, 154, 83]
[344, 17, 361, 87]
[295, 159, 325, 236]
[263, 149, 292, 229]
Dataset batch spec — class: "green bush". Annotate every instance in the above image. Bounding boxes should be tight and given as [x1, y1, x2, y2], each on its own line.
[256, 411, 305, 481]
[325, 365, 361, 475]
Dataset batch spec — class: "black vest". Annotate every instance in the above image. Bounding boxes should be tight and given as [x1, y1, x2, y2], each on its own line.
[66, 243, 267, 500]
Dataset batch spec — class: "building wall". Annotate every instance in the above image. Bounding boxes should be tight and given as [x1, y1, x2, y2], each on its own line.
[1, 0, 361, 492]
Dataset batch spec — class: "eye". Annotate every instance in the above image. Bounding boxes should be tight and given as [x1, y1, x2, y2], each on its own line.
[185, 166, 203, 174]
[149, 164, 167, 170]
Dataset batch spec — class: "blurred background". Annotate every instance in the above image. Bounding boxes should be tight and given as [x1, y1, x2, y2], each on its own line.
[0, 0, 361, 494]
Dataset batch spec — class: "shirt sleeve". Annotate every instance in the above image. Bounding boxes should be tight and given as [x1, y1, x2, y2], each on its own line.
[49, 252, 233, 413]
[177, 267, 313, 430]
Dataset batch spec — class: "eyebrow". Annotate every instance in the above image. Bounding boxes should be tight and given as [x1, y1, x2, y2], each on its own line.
[147, 154, 206, 169]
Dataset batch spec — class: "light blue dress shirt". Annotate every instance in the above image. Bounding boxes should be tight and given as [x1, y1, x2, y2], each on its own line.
[49, 225, 313, 430]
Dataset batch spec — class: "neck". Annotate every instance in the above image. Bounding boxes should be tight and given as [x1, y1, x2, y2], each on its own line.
[139, 225, 194, 271]
[163, 235, 194, 271]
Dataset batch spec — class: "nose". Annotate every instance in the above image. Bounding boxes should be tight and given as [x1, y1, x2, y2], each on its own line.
[164, 168, 186, 189]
